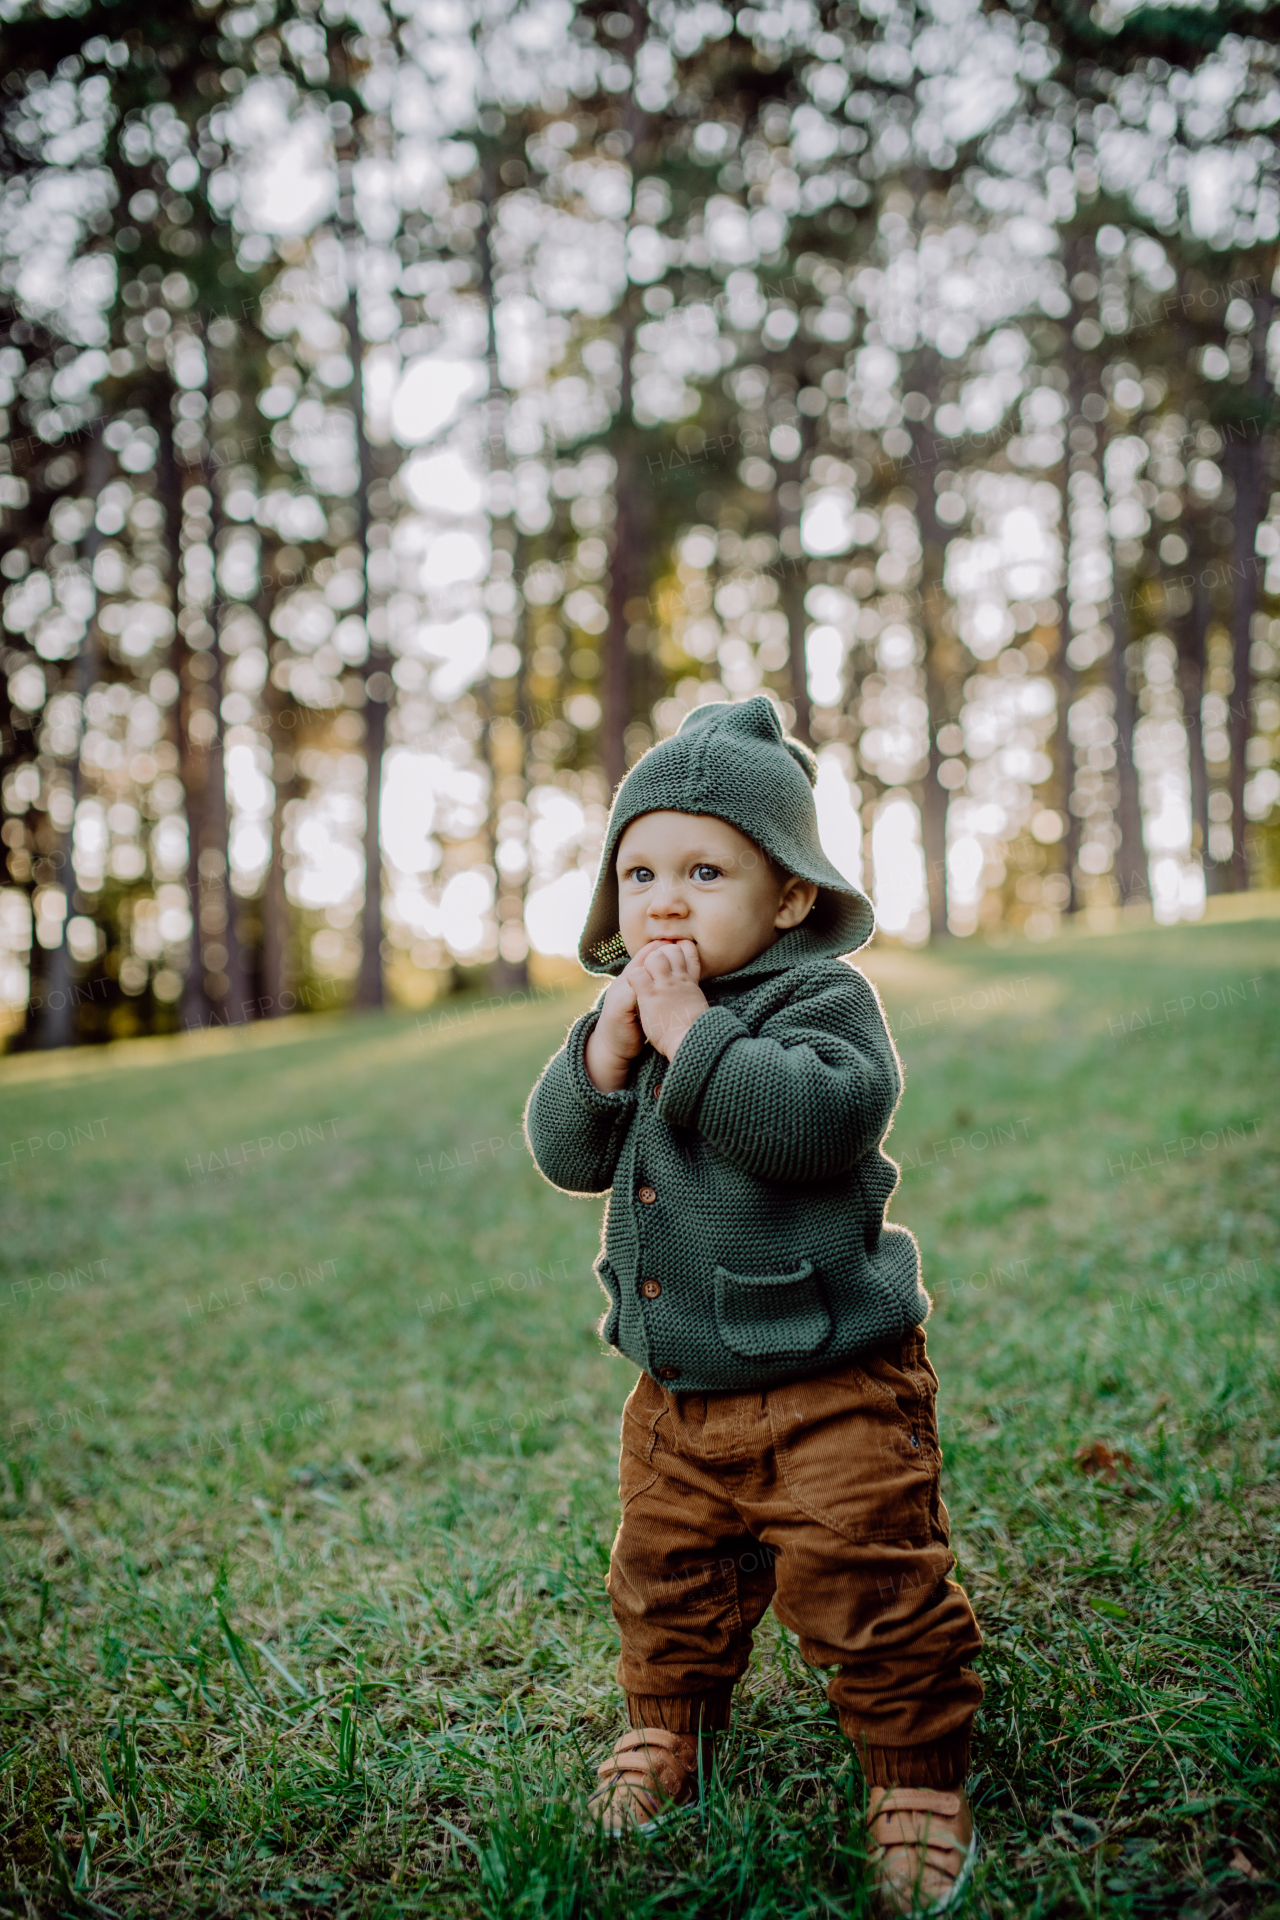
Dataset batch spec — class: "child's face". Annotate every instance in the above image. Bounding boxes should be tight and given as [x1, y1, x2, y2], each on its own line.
[614, 811, 817, 979]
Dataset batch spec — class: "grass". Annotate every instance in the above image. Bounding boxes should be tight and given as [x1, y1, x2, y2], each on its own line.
[0, 919, 1278, 1919]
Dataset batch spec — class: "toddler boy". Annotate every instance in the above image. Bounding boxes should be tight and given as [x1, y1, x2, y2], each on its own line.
[524, 698, 982, 1913]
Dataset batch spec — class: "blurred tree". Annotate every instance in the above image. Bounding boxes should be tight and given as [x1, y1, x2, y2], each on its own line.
[2, 0, 1278, 1052]
[38, 426, 106, 1046]
[1222, 279, 1277, 888]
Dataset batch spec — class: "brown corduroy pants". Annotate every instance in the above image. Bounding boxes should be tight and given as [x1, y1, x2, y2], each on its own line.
[605, 1328, 983, 1789]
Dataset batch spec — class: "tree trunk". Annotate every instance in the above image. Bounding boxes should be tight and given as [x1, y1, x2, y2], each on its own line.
[1175, 512, 1210, 882]
[341, 168, 388, 1011]
[1058, 301, 1091, 913]
[1170, 270, 1226, 895]
[783, 561, 812, 746]
[177, 706, 212, 1031]
[203, 447, 249, 1020]
[261, 615, 298, 1017]
[477, 162, 527, 994]
[160, 406, 248, 1032]
[1223, 451, 1259, 892]
[347, 296, 388, 1010]
[599, 0, 654, 797]
[157, 418, 244, 1029]
[4, 602, 46, 1049]
[920, 665, 948, 941]
[1050, 640, 1082, 912]
[1107, 562, 1147, 903]
[357, 655, 388, 1011]
[770, 426, 811, 746]
[1092, 308, 1146, 906]
[486, 573, 529, 997]
[261, 747, 293, 1016]
[158, 423, 212, 1032]
[602, 304, 637, 796]
[1221, 290, 1273, 892]
[40, 429, 107, 1048]
[908, 356, 950, 940]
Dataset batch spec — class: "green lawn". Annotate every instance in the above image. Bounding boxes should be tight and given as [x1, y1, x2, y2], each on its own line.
[1, 919, 1278, 1919]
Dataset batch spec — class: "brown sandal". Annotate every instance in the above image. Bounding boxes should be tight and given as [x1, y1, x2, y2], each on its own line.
[587, 1726, 707, 1835]
[865, 1786, 977, 1914]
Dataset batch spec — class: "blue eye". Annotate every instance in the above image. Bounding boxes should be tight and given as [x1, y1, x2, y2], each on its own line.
[630, 866, 655, 883]
[693, 864, 721, 882]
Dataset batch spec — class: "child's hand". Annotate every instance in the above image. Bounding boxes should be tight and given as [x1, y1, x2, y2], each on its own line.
[584, 969, 648, 1091]
[583, 941, 708, 1087]
[628, 939, 708, 1062]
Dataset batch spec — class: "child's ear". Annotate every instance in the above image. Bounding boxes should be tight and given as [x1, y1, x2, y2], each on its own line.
[775, 878, 818, 928]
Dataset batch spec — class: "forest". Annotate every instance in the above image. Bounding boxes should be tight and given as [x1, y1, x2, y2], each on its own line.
[1, 0, 1278, 1048]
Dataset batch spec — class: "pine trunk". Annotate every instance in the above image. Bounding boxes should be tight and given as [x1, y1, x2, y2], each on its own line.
[1221, 291, 1273, 891]
[347, 269, 387, 1009]
[261, 663, 297, 1017]
[771, 429, 811, 746]
[477, 165, 527, 994]
[1107, 566, 1147, 904]
[909, 362, 950, 941]
[203, 453, 249, 1020]
[41, 429, 107, 1047]
[158, 424, 212, 1032]
[600, 0, 654, 797]
[1050, 641, 1082, 913]
[1176, 515, 1211, 883]
[602, 305, 637, 797]
[1058, 308, 1090, 913]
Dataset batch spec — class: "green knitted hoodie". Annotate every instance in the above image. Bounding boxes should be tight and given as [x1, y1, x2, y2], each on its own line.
[524, 697, 928, 1392]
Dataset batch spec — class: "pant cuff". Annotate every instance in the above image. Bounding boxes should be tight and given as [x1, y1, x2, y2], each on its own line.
[852, 1730, 970, 1791]
[625, 1684, 734, 1735]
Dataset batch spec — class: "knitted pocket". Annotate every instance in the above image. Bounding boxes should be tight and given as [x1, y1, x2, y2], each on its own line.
[713, 1260, 833, 1362]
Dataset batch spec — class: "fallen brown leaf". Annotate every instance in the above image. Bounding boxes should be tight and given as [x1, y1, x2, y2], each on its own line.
[1229, 1848, 1260, 1881]
[1074, 1441, 1134, 1482]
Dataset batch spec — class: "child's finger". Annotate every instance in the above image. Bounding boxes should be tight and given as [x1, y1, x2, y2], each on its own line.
[676, 939, 701, 980]
[637, 939, 699, 983]
[631, 940, 678, 970]
[653, 942, 691, 982]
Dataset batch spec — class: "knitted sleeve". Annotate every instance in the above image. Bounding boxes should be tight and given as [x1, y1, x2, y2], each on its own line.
[523, 1006, 637, 1196]
[657, 966, 901, 1183]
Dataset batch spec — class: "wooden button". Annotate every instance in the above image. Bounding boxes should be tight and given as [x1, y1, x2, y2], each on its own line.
[641, 1279, 662, 1300]
[659, 1366, 679, 1380]
[638, 1185, 657, 1204]
[652, 1080, 663, 1098]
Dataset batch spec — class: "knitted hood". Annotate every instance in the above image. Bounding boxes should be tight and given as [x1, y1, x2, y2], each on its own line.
[579, 695, 874, 975]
